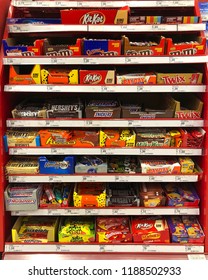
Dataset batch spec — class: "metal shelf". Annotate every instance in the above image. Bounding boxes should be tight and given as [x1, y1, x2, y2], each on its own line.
[4, 243, 204, 253]
[4, 56, 208, 65]
[11, 207, 200, 216]
[4, 84, 206, 93]
[11, 1, 195, 8]
[8, 174, 202, 183]
[6, 118, 204, 128]
[8, 147, 203, 156]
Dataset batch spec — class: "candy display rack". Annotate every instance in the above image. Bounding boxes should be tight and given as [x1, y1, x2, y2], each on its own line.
[0, 0, 208, 259]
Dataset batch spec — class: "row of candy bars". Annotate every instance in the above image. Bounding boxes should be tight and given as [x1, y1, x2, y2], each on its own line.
[11, 215, 205, 244]
[3, 36, 206, 57]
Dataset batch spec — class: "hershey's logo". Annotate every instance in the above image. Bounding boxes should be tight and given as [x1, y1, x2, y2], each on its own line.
[80, 12, 105, 24]
[84, 73, 102, 84]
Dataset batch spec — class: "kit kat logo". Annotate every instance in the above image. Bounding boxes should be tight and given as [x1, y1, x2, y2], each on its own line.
[84, 73, 102, 84]
[136, 223, 153, 230]
[80, 12, 105, 24]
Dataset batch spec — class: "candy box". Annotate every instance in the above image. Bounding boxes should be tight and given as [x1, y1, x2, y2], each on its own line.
[157, 72, 203, 85]
[75, 156, 107, 173]
[40, 184, 73, 208]
[41, 68, 78, 84]
[7, 18, 61, 24]
[116, 72, 156, 85]
[3, 38, 43, 56]
[100, 129, 136, 147]
[106, 183, 140, 207]
[179, 128, 205, 148]
[163, 183, 200, 207]
[139, 158, 181, 175]
[9, 65, 41, 85]
[39, 129, 99, 148]
[12, 99, 47, 119]
[46, 98, 83, 118]
[161, 16, 183, 24]
[58, 217, 95, 243]
[166, 36, 206, 56]
[131, 216, 170, 243]
[60, 6, 129, 24]
[96, 217, 132, 243]
[73, 182, 106, 207]
[4, 129, 41, 152]
[108, 156, 138, 174]
[129, 16, 161, 24]
[83, 39, 121, 56]
[43, 38, 82, 56]
[139, 183, 166, 207]
[135, 128, 171, 147]
[5, 157, 39, 175]
[4, 183, 42, 211]
[12, 216, 59, 243]
[80, 70, 115, 85]
[182, 216, 205, 244]
[121, 95, 176, 119]
[85, 99, 121, 118]
[122, 35, 165, 56]
[167, 216, 189, 243]
[173, 94, 203, 119]
[39, 156, 75, 175]
[179, 157, 195, 174]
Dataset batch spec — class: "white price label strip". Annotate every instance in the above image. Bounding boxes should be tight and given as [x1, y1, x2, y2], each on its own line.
[82, 176, 96, 182]
[85, 209, 100, 215]
[188, 254, 206, 260]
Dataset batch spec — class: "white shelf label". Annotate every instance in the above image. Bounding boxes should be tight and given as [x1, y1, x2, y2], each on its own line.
[115, 176, 129, 182]
[142, 245, 151, 252]
[101, 86, 116, 93]
[48, 209, 59, 216]
[112, 209, 126, 215]
[140, 209, 155, 215]
[176, 149, 196, 156]
[83, 58, 97, 64]
[55, 245, 69, 252]
[174, 208, 188, 215]
[82, 176, 96, 182]
[188, 254, 206, 260]
[128, 120, 142, 127]
[7, 245, 22, 252]
[140, 149, 154, 156]
[169, 57, 183, 63]
[64, 209, 83, 215]
[99, 245, 106, 252]
[125, 57, 133, 64]
[9, 176, 25, 183]
[101, 148, 114, 155]
[48, 176, 62, 183]
[85, 209, 100, 215]
[149, 176, 161, 182]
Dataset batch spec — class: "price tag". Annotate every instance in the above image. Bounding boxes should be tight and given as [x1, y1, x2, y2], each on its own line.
[47, 85, 54, 92]
[85, 209, 100, 215]
[99, 245, 106, 252]
[48, 209, 59, 215]
[115, 176, 129, 183]
[10, 25, 21, 32]
[112, 209, 126, 215]
[50, 148, 60, 155]
[48, 176, 62, 183]
[142, 245, 151, 252]
[172, 85, 179, 92]
[180, 120, 191, 127]
[9, 176, 24, 183]
[125, 57, 132, 64]
[127, 120, 141, 127]
[140, 209, 154, 215]
[5, 58, 14, 64]
[45, 120, 58, 127]
[149, 176, 160, 182]
[176, 149, 193, 156]
[188, 254, 206, 260]
[77, 2, 84, 7]
[101, 148, 114, 155]
[169, 57, 183, 63]
[101, 1, 114, 7]
[175, 176, 182, 182]
[185, 246, 195, 253]
[137, 86, 144, 92]
[64, 209, 82, 215]
[51, 58, 58, 64]
[82, 176, 96, 182]
[83, 58, 96, 64]
[140, 149, 154, 156]
[101, 86, 116, 93]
